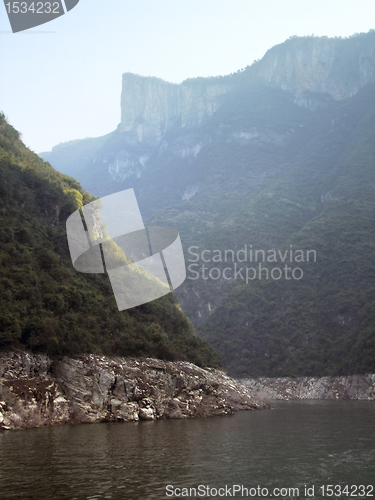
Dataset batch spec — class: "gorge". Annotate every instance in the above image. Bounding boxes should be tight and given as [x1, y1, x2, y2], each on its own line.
[41, 31, 375, 379]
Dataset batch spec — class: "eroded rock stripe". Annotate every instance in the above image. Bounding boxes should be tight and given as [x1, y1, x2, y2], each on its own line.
[241, 375, 375, 401]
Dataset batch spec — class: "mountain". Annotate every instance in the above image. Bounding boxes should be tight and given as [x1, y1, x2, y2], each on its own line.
[40, 133, 113, 179]
[0, 113, 220, 367]
[40, 31, 375, 378]
[41, 31, 375, 211]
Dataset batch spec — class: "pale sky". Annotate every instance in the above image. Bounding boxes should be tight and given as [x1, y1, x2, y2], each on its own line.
[0, 0, 374, 153]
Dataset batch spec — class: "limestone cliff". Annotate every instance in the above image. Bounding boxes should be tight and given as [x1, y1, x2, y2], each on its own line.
[256, 33, 375, 101]
[0, 351, 267, 431]
[120, 73, 230, 144]
[119, 33, 375, 148]
[43, 32, 375, 189]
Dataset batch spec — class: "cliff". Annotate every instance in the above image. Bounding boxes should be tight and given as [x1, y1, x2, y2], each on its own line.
[0, 351, 267, 431]
[120, 73, 230, 145]
[118, 32, 375, 147]
[256, 33, 375, 101]
[42, 32, 375, 183]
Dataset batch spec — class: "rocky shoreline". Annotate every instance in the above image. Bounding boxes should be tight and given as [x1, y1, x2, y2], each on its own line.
[241, 374, 375, 401]
[0, 351, 267, 431]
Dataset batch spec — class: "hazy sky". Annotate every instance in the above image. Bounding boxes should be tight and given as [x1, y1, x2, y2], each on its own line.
[1, 0, 374, 153]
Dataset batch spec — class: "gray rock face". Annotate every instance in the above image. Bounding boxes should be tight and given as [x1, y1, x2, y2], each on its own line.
[119, 34, 375, 149]
[0, 351, 267, 431]
[256, 35, 375, 100]
[242, 375, 375, 400]
[121, 73, 230, 145]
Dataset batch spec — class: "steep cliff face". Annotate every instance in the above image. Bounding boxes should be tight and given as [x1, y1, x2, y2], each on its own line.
[42, 32, 375, 183]
[120, 74, 179, 144]
[256, 33, 375, 100]
[118, 32, 375, 149]
[121, 73, 230, 145]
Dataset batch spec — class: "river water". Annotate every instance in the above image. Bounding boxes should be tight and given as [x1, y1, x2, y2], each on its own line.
[0, 401, 374, 500]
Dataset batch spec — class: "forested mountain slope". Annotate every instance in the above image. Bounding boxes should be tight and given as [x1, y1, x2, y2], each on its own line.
[0, 114, 220, 367]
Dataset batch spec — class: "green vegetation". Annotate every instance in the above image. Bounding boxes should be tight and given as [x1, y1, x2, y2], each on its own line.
[197, 84, 375, 377]
[38, 32, 375, 378]
[0, 113, 220, 367]
[146, 82, 375, 378]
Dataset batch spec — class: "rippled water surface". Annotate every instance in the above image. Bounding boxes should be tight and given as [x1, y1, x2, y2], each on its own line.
[0, 401, 374, 499]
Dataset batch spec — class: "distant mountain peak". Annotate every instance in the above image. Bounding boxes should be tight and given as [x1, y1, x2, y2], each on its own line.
[119, 32, 375, 147]
[255, 31, 375, 100]
[121, 72, 230, 145]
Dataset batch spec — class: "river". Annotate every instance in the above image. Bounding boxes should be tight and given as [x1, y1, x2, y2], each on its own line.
[0, 401, 374, 499]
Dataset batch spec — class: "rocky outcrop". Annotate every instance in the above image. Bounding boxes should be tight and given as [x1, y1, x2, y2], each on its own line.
[241, 375, 375, 400]
[121, 73, 230, 145]
[256, 33, 375, 100]
[0, 351, 267, 431]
